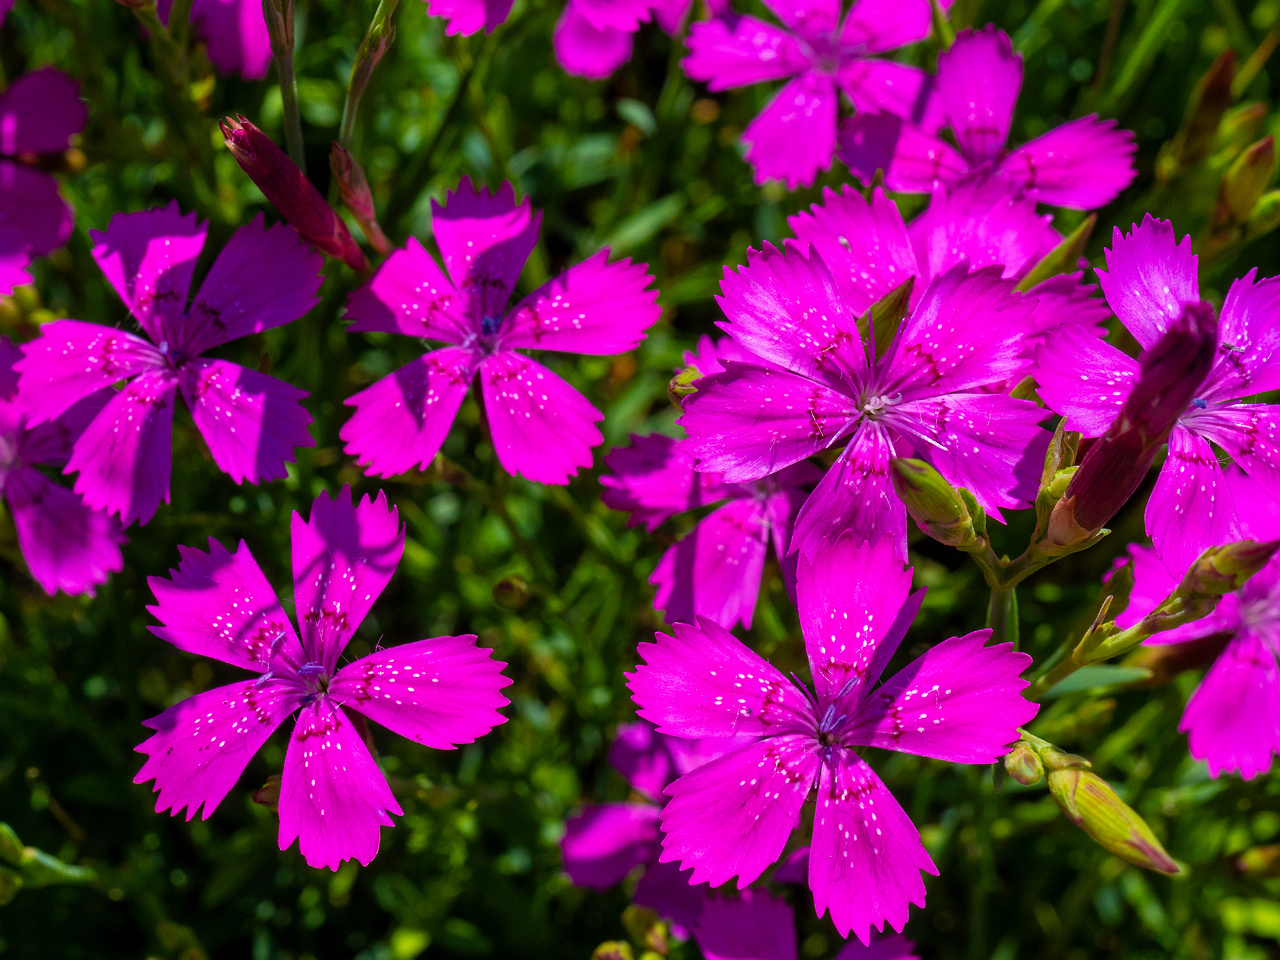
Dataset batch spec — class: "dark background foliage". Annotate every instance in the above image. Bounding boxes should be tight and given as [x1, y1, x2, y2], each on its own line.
[2, 0, 1280, 957]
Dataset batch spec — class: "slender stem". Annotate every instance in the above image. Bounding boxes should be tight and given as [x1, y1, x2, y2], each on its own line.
[986, 585, 1019, 648]
[339, 0, 399, 149]
[275, 50, 306, 172]
[167, 0, 195, 45]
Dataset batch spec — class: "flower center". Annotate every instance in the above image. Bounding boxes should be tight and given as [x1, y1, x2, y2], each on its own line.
[860, 392, 901, 419]
[157, 340, 189, 368]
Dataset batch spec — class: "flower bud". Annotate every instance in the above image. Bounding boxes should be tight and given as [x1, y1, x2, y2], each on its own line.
[889, 457, 978, 547]
[252, 774, 282, 811]
[493, 576, 529, 610]
[1217, 103, 1268, 153]
[0, 824, 22, 865]
[1047, 766, 1180, 875]
[668, 365, 702, 406]
[1159, 49, 1234, 178]
[330, 144, 389, 254]
[1003, 742, 1045, 786]
[1182, 538, 1280, 596]
[1248, 189, 1280, 237]
[262, 0, 296, 53]
[1236, 844, 1280, 877]
[221, 115, 366, 269]
[592, 942, 634, 960]
[1217, 136, 1276, 223]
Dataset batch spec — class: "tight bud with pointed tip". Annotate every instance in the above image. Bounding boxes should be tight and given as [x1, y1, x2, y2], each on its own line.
[1004, 743, 1045, 786]
[330, 144, 389, 254]
[890, 457, 978, 547]
[1183, 539, 1280, 596]
[1218, 136, 1276, 223]
[1047, 766, 1180, 875]
[221, 115, 366, 269]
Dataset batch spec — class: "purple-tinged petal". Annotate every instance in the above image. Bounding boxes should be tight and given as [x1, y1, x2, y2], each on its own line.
[0, 336, 19, 397]
[1193, 403, 1280, 507]
[651, 0, 692, 34]
[634, 858, 706, 941]
[1146, 425, 1242, 576]
[678, 361, 858, 483]
[179, 359, 313, 484]
[790, 425, 905, 560]
[888, 392, 1050, 520]
[0, 221, 30, 297]
[717, 242, 867, 386]
[742, 72, 838, 190]
[810, 755, 935, 943]
[4, 466, 124, 596]
[838, 113, 968, 194]
[0, 2, 12, 29]
[1022, 272, 1113, 341]
[432, 177, 540, 324]
[561, 803, 661, 889]
[181, 214, 323, 356]
[797, 535, 916, 702]
[848, 629, 1036, 761]
[168, 0, 273, 80]
[787, 185, 919, 313]
[1095, 215, 1199, 350]
[839, 0, 935, 53]
[629, 617, 814, 738]
[682, 16, 809, 91]
[1033, 325, 1138, 437]
[553, 6, 635, 79]
[134, 679, 303, 821]
[344, 237, 473, 343]
[760, 0, 837, 35]
[16, 321, 164, 426]
[278, 698, 402, 870]
[652, 497, 771, 631]
[0, 161, 74, 256]
[601, 433, 731, 532]
[1000, 116, 1138, 210]
[1226, 466, 1280, 541]
[774, 845, 809, 883]
[878, 262, 1035, 400]
[837, 60, 934, 126]
[0, 68, 87, 155]
[835, 933, 921, 960]
[341, 347, 478, 478]
[572, 0, 653, 32]
[1181, 632, 1280, 780]
[609, 721, 677, 799]
[67, 370, 178, 527]
[659, 735, 819, 887]
[934, 26, 1021, 164]
[17, 387, 112, 466]
[292, 487, 405, 672]
[695, 888, 797, 960]
[425, 0, 513, 34]
[90, 202, 208, 347]
[500, 249, 660, 354]
[1118, 543, 1238, 642]
[331, 634, 510, 748]
[1202, 271, 1280, 400]
[146, 536, 304, 672]
[480, 351, 602, 484]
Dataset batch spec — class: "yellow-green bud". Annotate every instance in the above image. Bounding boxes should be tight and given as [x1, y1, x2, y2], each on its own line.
[1219, 136, 1276, 223]
[889, 458, 976, 547]
[1047, 767, 1180, 875]
[493, 576, 530, 610]
[667, 366, 702, 406]
[1004, 743, 1045, 786]
[1182, 539, 1280, 597]
[593, 942, 635, 960]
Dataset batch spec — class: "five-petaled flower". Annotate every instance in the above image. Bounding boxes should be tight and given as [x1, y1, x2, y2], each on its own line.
[135, 487, 512, 869]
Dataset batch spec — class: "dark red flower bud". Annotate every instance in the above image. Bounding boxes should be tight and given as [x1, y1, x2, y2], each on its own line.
[329, 143, 389, 255]
[220, 115, 366, 270]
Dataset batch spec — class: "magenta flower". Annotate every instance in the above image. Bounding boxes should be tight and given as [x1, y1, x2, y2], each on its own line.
[628, 535, 1036, 941]
[135, 487, 511, 869]
[0, 67, 87, 294]
[424, 0, 514, 35]
[0, 338, 124, 596]
[16, 203, 322, 526]
[342, 178, 661, 485]
[840, 26, 1137, 210]
[561, 720, 740, 937]
[1035, 215, 1280, 574]
[682, 0, 945, 188]
[679, 241, 1050, 559]
[554, 0, 656, 79]
[158, 0, 272, 79]
[1118, 468, 1280, 780]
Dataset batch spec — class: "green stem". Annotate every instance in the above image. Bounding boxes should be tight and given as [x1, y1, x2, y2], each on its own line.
[275, 48, 306, 172]
[987, 585, 1019, 648]
[339, 0, 399, 149]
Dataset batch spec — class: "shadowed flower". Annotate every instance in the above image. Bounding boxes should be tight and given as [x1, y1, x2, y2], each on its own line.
[840, 26, 1136, 210]
[628, 535, 1037, 942]
[158, 0, 272, 79]
[134, 487, 512, 869]
[341, 177, 661, 485]
[423, 0, 513, 36]
[16, 202, 322, 526]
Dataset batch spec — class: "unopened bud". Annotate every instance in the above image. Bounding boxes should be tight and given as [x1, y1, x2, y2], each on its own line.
[0, 824, 22, 865]
[1217, 103, 1268, 153]
[890, 458, 978, 547]
[592, 942, 634, 960]
[262, 0, 296, 52]
[0, 866, 20, 905]
[1004, 742, 1045, 786]
[1170, 50, 1235, 172]
[1236, 844, 1280, 877]
[330, 144, 389, 254]
[1247, 190, 1280, 237]
[667, 365, 702, 406]
[252, 774, 282, 811]
[1047, 767, 1180, 875]
[1217, 136, 1276, 223]
[1182, 539, 1280, 596]
[221, 115, 366, 269]
[493, 576, 529, 610]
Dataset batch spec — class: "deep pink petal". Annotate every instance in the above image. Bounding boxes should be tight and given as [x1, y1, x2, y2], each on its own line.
[331, 634, 510, 748]
[628, 617, 814, 739]
[179, 359, 313, 484]
[1146, 425, 1242, 576]
[848, 629, 1036, 761]
[572, 0, 653, 31]
[18, 388, 113, 467]
[553, 7, 635, 79]
[0, 67, 87, 155]
[146, 536, 304, 672]
[761, 0, 838, 34]
[652, 497, 771, 631]
[1118, 543, 1237, 642]
[424, 0, 513, 34]
[810, 756, 935, 943]
[1000, 116, 1138, 210]
[677, 362, 858, 483]
[659, 735, 819, 887]
[171, 0, 273, 79]
[344, 237, 473, 343]
[0, 220, 30, 296]
[1096, 215, 1199, 350]
[1033, 325, 1138, 437]
[934, 26, 1021, 163]
[278, 698, 403, 870]
[561, 803, 661, 888]
[609, 721, 677, 798]
[837, 60, 934, 123]
[15, 320, 164, 425]
[1226, 465, 1280, 541]
[695, 888, 797, 960]
[479, 351, 603, 484]
[500, 249, 661, 354]
[291, 487, 405, 671]
[835, 934, 921, 960]
[633, 858, 707, 941]
[1193, 403, 1280, 508]
[4, 466, 124, 596]
[742, 72, 838, 189]
[181, 214, 323, 355]
[67, 370, 178, 526]
[1203, 271, 1280, 400]
[134, 679, 303, 821]
[431, 177, 541, 324]
[838, 113, 968, 194]
[682, 16, 809, 91]
[601, 433, 730, 532]
[1181, 633, 1280, 780]
[90, 202, 208, 346]
[1022, 272, 1113, 342]
[341, 347, 478, 478]
[840, 0, 934, 52]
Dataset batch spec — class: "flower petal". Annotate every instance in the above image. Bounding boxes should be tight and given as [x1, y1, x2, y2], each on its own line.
[1033, 325, 1138, 437]
[1146, 425, 1241, 576]
[561, 803, 661, 889]
[934, 26, 1022, 164]
[633, 858, 707, 942]
[1000, 116, 1137, 210]
[1096, 215, 1199, 351]
[1193, 403, 1280, 507]
[1203, 271, 1280, 400]
[840, 0, 935, 53]
[553, 7, 635, 79]
[425, 0, 513, 34]
[601, 433, 731, 532]
[742, 72, 838, 189]
[695, 888, 798, 960]
[344, 237, 473, 343]
[177, 0, 273, 79]
[0, 162, 72, 256]
[838, 113, 969, 194]
[837, 60, 934, 123]
[0, 67, 87, 155]
[1181, 633, 1280, 780]
[682, 16, 809, 91]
